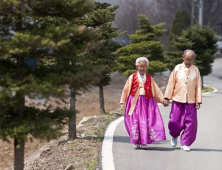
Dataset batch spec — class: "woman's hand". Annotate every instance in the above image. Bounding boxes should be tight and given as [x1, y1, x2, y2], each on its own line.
[120, 103, 125, 109]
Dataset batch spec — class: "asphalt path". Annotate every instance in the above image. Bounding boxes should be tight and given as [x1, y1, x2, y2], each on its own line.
[110, 58, 222, 170]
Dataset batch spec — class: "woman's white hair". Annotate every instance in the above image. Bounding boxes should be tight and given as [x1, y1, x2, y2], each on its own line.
[135, 57, 149, 66]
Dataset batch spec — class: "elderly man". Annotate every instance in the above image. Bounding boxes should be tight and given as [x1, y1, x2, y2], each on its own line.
[164, 49, 202, 151]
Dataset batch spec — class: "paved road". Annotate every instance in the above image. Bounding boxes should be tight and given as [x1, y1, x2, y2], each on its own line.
[111, 58, 222, 170]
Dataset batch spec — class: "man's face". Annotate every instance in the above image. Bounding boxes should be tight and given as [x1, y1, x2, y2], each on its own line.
[136, 61, 148, 74]
[182, 52, 195, 68]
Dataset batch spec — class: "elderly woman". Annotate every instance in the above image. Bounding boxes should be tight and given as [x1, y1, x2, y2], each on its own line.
[164, 49, 202, 151]
[120, 57, 166, 149]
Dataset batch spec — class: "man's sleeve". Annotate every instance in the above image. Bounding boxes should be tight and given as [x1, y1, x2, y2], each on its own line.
[164, 68, 176, 100]
[196, 69, 202, 104]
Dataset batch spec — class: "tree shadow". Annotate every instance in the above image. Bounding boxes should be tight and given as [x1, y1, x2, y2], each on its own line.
[138, 147, 176, 151]
[191, 148, 222, 152]
[113, 136, 170, 144]
[141, 147, 222, 152]
[113, 136, 130, 143]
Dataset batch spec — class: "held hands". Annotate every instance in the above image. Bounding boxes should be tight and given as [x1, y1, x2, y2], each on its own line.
[163, 98, 169, 107]
[162, 99, 200, 109]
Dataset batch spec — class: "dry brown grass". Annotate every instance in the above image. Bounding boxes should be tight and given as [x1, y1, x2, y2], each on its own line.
[0, 72, 167, 170]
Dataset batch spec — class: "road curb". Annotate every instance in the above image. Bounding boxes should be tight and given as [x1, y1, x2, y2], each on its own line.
[102, 116, 124, 170]
[202, 84, 218, 96]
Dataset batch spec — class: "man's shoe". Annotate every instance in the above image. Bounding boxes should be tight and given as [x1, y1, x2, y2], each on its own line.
[134, 144, 141, 149]
[171, 137, 178, 147]
[181, 145, 190, 152]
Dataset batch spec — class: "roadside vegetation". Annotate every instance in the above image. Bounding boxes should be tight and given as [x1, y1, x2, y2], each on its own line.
[202, 86, 214, 93]
[0, 0, 220, 170]
[24, 111, 122, 170]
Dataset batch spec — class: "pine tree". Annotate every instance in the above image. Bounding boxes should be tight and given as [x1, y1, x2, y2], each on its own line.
[167, 24, 218, 86]
[115, 14, 167, 77]
[80, 2, 122, 114]
[166, 8, 191, 70]
[167, 9, 191, 50]
[0, 0, 96, 169]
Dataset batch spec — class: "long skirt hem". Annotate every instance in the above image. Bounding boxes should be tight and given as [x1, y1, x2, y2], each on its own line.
[124, 95, 166, 145]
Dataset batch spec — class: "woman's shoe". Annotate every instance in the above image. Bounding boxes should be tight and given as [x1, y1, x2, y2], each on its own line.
[134, 144, 141, 149]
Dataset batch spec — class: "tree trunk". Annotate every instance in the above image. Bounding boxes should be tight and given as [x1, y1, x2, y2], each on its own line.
[68, 87, 76, 140]
[99, 85, 105, 114]
[14, 93, 25, 170]
[191, 0, 195, 25]
[14, 54, 25, 170]
[199, 0, 204, 26]
[14, 139, 25, 170]
[201, 75, 204, 89]
[14, 1, 26, 169]
[14, 92, 25, 170]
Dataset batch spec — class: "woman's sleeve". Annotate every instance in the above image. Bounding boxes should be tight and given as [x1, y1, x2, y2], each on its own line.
[151, 77, 164, 103]
[120, 75, 132, 104]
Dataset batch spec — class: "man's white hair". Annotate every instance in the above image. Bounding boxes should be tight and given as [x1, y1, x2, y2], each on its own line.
[183, 49, 197, 58]
[135, 57, 149, 66]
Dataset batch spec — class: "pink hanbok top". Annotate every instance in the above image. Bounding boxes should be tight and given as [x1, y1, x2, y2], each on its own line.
[120, 72, 164, 105]
[164, 63, 202, 104]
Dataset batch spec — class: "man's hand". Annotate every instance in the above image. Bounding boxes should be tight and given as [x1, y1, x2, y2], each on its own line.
[196, 103, 201, 109]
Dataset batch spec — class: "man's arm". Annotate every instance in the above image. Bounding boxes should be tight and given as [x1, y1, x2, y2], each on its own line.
[195, 69, 202, 104]
[164, 68, 176, 100]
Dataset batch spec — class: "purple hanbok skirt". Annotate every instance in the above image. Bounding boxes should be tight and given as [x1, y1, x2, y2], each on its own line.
[124, 95, 166, 145]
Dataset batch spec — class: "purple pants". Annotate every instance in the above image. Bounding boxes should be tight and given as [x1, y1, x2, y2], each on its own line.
[124, 95, 166, 145]
[169, 101, 197, 146]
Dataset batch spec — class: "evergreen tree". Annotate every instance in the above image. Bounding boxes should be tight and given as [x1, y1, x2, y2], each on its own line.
[80, 2, 122, 114]
[0, 0, 96, 169]
[115, 14, 167, 77]
[167, 9, 191, 50]
[167, 24, 218, 86]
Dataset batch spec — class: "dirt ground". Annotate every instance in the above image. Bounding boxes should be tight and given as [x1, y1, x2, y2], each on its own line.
[0, 72, 168, 170]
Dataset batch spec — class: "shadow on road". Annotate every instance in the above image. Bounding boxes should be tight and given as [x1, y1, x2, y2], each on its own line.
[113, 136, 170, 144]
[191, 148, 222, 152]
[133, 147, 222, 153]
[139, 147, 176, 151]
[113, 136, 129, 143]
[113, 136, 222, 153]
[143, 147, 222, 152]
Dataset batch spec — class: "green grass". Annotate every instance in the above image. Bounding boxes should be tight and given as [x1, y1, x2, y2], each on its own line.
[202, 86, 214, 93]
[87, 152, 98, 170]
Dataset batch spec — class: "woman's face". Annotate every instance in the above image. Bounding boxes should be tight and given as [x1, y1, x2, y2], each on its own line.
[136, 61, 148, 74]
